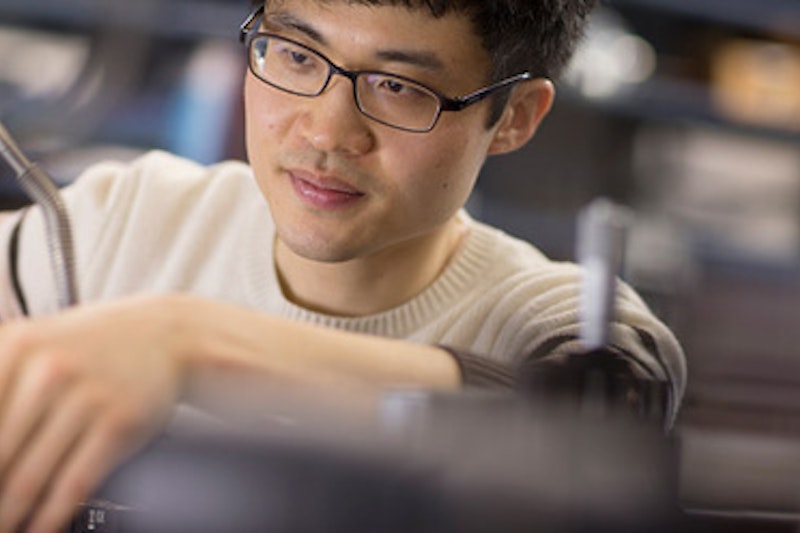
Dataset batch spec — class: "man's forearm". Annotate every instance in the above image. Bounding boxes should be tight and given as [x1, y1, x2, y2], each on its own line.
[163, 294, 463, 406]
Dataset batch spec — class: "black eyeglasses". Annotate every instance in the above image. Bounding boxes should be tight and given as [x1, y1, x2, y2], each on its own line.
[239, 6, 532, 133]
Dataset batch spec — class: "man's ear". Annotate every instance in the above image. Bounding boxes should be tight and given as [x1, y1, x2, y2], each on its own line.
[487, 78, 555, 155]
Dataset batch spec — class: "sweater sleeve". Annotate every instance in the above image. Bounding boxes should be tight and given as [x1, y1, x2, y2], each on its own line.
[441, 343, 671, 428]
[439, 345, 516, 390]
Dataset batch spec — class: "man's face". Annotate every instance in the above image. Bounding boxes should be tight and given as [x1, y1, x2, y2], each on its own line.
[245, 0, 502, 264]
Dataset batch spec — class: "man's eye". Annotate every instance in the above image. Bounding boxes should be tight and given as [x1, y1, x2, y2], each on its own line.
[289, 50, 309, 65]
[381, 79, 407, 93]
[273, 43, 314, 67]
[369, 76, 426, 99]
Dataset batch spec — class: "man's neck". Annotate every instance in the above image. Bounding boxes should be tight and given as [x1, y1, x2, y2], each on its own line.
[274, 217, 466, 317]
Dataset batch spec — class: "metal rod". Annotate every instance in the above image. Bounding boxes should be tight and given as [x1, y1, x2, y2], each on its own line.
[0, 121, 79, 308]
[576, 197, 631, 350]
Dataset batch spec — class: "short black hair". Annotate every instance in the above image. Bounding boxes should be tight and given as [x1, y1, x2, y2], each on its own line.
[249, 0, 596, 124]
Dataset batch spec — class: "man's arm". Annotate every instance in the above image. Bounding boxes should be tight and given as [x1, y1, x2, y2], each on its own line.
[443, 344, 672, 426]
[0, 292, 461, 533]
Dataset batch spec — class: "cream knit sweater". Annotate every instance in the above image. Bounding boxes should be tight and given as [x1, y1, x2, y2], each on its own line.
[0, 150, 686, 416]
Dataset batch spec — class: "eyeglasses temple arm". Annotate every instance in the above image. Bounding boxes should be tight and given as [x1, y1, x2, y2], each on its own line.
[239, 5, 264, 43]
[440, 72, 534, 111]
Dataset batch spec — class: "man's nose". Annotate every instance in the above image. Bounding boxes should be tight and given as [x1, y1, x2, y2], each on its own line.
[297, 76, 375, 156]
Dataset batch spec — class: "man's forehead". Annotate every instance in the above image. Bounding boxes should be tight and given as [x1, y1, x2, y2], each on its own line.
[261, 0, 491, 79]
[265, 0, 468, 17]
[262, 0, 479, 42]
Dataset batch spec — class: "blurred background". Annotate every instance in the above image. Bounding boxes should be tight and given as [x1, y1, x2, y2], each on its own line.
[1, 0, 800, 528]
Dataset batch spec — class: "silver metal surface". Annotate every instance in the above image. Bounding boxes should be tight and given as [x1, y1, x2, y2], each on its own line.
[0, 121, 78, 308]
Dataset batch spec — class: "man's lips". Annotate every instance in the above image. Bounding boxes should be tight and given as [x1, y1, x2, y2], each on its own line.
[288, 169, 365, 210]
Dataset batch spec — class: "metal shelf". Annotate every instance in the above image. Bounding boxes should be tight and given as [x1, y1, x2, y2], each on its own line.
[0, 0, 246, 41]
[563, 76, 800, 144]
[5, 0, 797, 42]
[606, 0, 800, 37]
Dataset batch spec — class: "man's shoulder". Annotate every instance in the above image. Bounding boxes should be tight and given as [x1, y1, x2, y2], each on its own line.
[134, 150, 252, 179]
[79, 150, 253, 190]
[64, 150, 258, 214]
[445, 214, 588, 324]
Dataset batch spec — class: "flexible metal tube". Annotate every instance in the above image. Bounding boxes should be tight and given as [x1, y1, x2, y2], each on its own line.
[0, 121, 78, 308]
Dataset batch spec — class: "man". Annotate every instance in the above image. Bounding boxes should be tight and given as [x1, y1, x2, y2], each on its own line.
[0, 0, 686, 531]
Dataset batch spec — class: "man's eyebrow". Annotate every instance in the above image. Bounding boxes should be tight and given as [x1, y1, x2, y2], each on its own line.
[374, 50, 444, 71]
[265, 11, 326, 44]
[264, 10, 444, 72]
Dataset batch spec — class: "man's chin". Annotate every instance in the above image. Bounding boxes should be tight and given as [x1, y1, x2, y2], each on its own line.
[277, 234, 367, 265]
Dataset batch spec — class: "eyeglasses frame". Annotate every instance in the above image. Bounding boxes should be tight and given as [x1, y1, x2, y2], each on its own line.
[238, 5, 533, 133]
